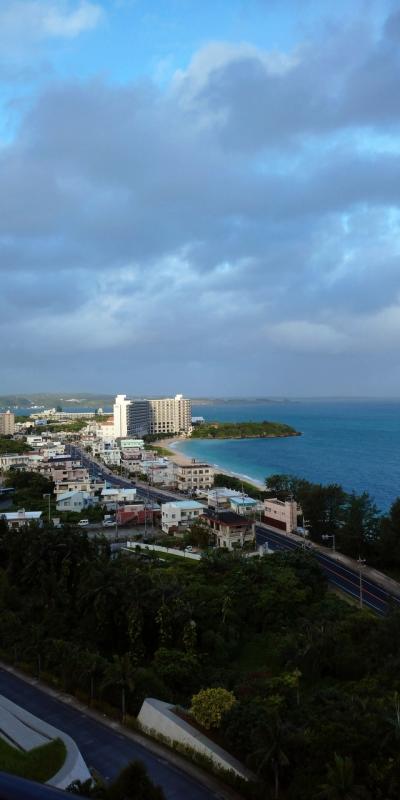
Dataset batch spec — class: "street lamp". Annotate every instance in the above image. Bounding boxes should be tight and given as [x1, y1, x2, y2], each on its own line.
[357, 557, 366, 608]
[322, 534, 336, 552]
[43, 493, 51, 524]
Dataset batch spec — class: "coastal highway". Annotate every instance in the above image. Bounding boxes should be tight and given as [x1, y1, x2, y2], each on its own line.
[0, 668, 220, 800]
[255, 523, 400, 615]
[67, 444, 183, 505]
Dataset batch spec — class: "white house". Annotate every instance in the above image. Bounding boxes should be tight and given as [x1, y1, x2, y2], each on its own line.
[1, 510, 43, 529]
[101, 487, 137, 508]
[56, 491, 98, 513]
[161, 500, 205, 534]
[229, 496, 259, 516]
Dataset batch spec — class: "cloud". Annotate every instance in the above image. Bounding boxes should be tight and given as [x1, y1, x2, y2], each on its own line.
[0, 1, 104, 48]
[2, 6, 400, 393]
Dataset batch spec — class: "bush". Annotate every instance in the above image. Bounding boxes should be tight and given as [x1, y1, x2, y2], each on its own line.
[190, 687, 236, 730]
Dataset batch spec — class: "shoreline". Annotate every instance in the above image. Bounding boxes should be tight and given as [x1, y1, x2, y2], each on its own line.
[154, 437, 266, 491]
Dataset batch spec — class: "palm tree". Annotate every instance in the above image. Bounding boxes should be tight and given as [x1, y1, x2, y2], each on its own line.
[101, 654, 136, 721]
[318, 754, 370, 800]
[250, 716, 289, 800]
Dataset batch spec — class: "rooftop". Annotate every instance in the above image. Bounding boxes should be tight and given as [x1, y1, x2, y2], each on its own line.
[230, 496, 258, 506]
[163, 500, 205, 510]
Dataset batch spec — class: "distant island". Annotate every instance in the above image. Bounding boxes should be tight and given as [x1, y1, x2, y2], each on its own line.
[190, 420, 300, 439]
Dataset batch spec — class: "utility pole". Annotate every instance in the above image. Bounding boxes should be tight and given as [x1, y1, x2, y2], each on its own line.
[358, 557, 366, 608]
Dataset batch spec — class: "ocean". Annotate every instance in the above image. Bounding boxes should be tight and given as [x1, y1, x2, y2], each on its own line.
[173, 400, 400, 511]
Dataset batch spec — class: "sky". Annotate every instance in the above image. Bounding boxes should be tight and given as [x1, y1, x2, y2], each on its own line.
[1, 0, 400, 397]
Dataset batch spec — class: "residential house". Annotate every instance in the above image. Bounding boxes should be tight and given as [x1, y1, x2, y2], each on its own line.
[205, 510, 253, 550]
[1, 510, 43, 529]
[56, 491, 98, 513]
[161, 500, 205, 534]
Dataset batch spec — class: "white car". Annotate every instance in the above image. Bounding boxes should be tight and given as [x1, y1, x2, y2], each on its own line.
[78, 519, 89, 527]
[102, 519, 116, 527]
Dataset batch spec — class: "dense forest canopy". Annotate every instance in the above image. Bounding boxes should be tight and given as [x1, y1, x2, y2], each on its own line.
[0, 518, 399, 798]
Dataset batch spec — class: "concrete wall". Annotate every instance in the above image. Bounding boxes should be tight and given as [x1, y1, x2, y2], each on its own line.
[138, 698, 254, 782]
[0, 695, 91, 790]
[126, 542, 201, 560]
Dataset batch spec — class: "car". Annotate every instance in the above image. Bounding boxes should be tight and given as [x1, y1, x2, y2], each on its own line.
[78, 519, 89, 527]
[102, 519, 116, 527]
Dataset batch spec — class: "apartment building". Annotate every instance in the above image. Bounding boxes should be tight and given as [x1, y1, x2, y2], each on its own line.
[127, 394, 192, 436]
[0, 411, 15, 436]
[176, 461, 214, 492]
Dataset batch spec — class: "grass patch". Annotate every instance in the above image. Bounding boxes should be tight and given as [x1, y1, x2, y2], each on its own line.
[0, 736, 66, 783]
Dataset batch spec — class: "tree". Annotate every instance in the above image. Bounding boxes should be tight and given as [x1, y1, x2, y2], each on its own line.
[338, 492, 380, 559]
[108, 761, 165, 800]
[101, 654, 136, 721]
[318, 754, 370, 800]
[190, 687, 236, 730]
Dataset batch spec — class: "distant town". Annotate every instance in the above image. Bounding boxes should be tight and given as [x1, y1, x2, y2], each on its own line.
[0, 395, 298, 551]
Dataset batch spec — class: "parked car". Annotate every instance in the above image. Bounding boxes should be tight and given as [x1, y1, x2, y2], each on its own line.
[78, 519, 89, 527]
[102, 519, 116, 527]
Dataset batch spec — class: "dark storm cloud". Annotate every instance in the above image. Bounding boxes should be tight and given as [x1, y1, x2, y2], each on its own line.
[2, 7, 400, 393]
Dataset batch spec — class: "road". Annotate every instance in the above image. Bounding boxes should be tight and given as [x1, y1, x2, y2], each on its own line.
[255, 523, 400, 615]
[0, 668, 220, 800]
[67, 444, 183, 505]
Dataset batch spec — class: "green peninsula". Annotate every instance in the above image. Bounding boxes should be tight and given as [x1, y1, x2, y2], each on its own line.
[191, 420, 300, 439]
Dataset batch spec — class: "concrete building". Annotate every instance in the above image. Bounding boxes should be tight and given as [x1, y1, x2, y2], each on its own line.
[128, 395, 192, 436]
[0, 453, 43, 471]
[229, 496, 259, 516]
[263, 498, 299, 533]
[56, 491, 97, 513]
[206, 510, 253, 550]
[176, 461, 214, 492]
[0, 411, 15, 436]
[161, 500, 205, 533]
[113, 395, 131, 438]
[1, 510, 42, 529]
[101, 487, 137, 508]
[128, 401, 150, 437]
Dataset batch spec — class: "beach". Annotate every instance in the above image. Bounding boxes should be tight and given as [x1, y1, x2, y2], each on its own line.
[158, 436, 266, 491]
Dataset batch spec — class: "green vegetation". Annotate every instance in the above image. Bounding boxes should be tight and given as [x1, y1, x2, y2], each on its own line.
[214, 472, 267, 500]
[145, 444, 173, 457]
[265, 473, 400, 575]
[3, 470, 54, 515]
[0, 437, 32, 455]
[1, 516, 400, 797]
[190, 687, 236, 730]
[0, 736, 66, 783]
[46, 418, 89, 433]
[191, 420, 299, 439]
[68, 760, 165, 798]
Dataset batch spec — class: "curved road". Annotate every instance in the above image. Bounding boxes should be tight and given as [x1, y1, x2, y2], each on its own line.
[0, 668, 220, 800]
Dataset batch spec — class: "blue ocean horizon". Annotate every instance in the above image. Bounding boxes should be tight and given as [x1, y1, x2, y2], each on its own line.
[173, 400, 400, 511]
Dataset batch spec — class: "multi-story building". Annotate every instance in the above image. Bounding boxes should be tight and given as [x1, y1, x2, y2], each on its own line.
[128, 401, 150, 437]
[263, 498, 299, 533]
[127, 394, 192, 437]
[113, 395, 131, 438]
[0, 411, 15, 436]
[161, 500, 205, 533]
[176, 461, 214, 492]
[205, 510, 254, 550]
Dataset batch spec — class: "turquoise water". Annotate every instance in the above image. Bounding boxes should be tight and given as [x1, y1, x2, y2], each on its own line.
[174, 401, 400, 511]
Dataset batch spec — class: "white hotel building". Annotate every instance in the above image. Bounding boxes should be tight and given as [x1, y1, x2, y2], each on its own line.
[114, 394, 192, 437]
